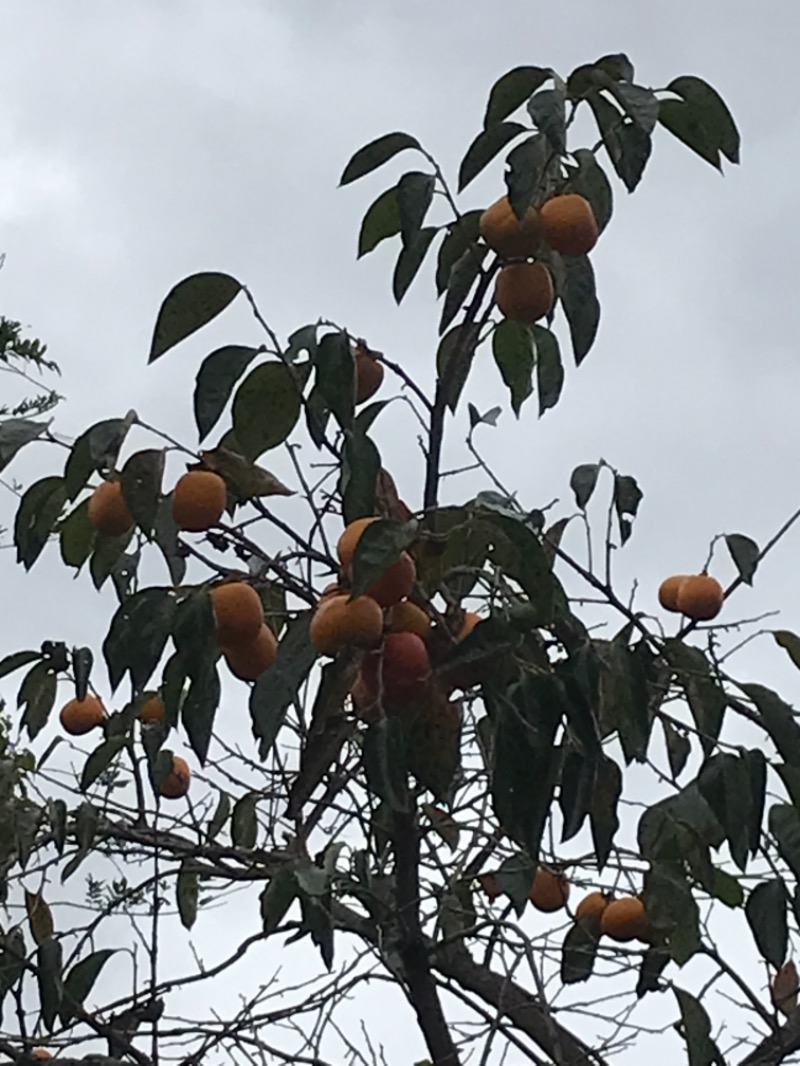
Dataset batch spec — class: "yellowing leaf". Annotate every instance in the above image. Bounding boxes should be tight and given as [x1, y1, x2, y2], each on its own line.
[25, 890, 54, 946]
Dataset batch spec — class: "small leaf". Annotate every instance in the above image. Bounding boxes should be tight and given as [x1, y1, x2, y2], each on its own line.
[725, 533, 759, 585]
[745, 879, 787, 969]
[351, 518, 418, 597]
[177, 860, 199, 930]
[149, 272, 242, 362]
[570, 463, 600, 510]
[340, 132, 421, 185]
[63, 418, 131, 500]
[393, 226, 438, 303]
[17, 661, 57, 741]
[395, 171, 435, 246]
[194, 345, 258, 442]
[775, 630, 800, 673]
[561, 254, 600, 365]
[232, 792, 259, 849]
[492, 319, 534, 417]
[250, 613, 317, 760]
[232, 361, 309, 461]
[662, 718, 691, 780]
[458, 122, 527, 192]
[206, 791, 230, 841]
[484, 66, 549, 127]
[25, 891, 54, 946]
[532, 325, 564, 415]
[636, 946, 670, 998]
[614, 474, 643, 545]
[358, 186, 401, 258]
[121, 448, 164, 538]
[527, 86, 567, 154]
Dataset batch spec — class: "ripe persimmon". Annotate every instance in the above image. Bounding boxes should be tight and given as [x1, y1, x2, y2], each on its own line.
[210, 582, 264, 646]
[477, 873, 502, 901]
[158, 755, 191, 800]
[222, 624, 278, 681]
[362, 632, 432, 707]
[366, 551, 417, 608]
[674, 573, 724, 622]
[540, 193, 599, 257]
[31, 1050, 54, 1061]
[337, 517, 378, 569]
[354, 343, 384, 404]
[309, 594, 383, 656]
[386, 600, 431, 640]
[658, 574, 690, 612]
[529, 867, 570, 912]
[139, 693, 165, 724]
[479, 195, 543, 259]
[87, 480, 133, 538]
[495, 262, 554, 323]
[172, 469, 227, 532]
[575, 890, 609, 925]
[456, 610, 481, 641]
[600, 896, 652, 943]
[59, 694, 106, 736]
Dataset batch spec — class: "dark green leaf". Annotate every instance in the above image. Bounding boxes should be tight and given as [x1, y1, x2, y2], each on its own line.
[206, 791, 230, 842]
[484, 66, 549, 127]
[590, 94, 652, 192]
[17, 662, 57, 741]
[532, 325, 564, 416]
[436, 322, 480, 413]
[561, 919, 599, 984]
[667, 76, 740, 164]
[261, 865, 299, 933]
[775, 630, 800, 673]
[658, 99, 721, 169]
[565, 149, 613, 233]
[59, 499, 95, 570]
[561, 254, 600, 365]
[436, 212, 483, 296]
[527, 86, 567, 154]
[64, 418, 131, 500]
[725, 533, 759, 586]
[591, 755, 621, 870]
[440, 245, 488, 335]
[350, 518, 418, 596]
[36, 937, 62, 1033]
[250, 612, 316, 760]
[232, 792, 258, 849]
[770, 804, 800, 881]
[636, 946, 670, 998]
[194, 345, 257, 442]
[492, 319, 534, 417]
[149, 272, 242, 362]
[745, 879, 787, 969]
[340, 132, 421, 185]
[746, 748, 766, 857]
[393, 226, 438, 303]
[103, 587, 176, 694]
[608, 82, 660, 134]
[285, 323, 318, 363]
[232, 361, 308, 461]
[673, 987, 723, 1066]
[478, 507, 557, 621]
[559, 749, 594, 842]
[358, 186, 401, 258]
[395, 171, 434, 246]
[594, 54, 635, 83]
[89, 529, 135, 592]
[315, 331, 355, 431]
[363, 716, 409, 812]
[645, 863, 700, 965]
[172, 587, 217, 679]
[741, 682, 800, 766]
[697, 752, 751, 871]
[493, 851, 536, 916]
[152, 495, 186, 585]
[181, 663, 220, 766]
[14, 475, 66, 570]
[61, 949, 114, 1024]
[662, 718, 691, 780]
[570, 463, 600, 509]
[121, 448, 164, 538]
[458, 122, 527, 192]
[0, 418, 50, 474]
[614, 474, 642, 545]
[177, 860, 198, 930]
[504, 134, 551, 219]
[665, 640, 726, 756]
[80, 737, 127, 792]
[0, 650, 40, 680]
[340, 429, 381, 524]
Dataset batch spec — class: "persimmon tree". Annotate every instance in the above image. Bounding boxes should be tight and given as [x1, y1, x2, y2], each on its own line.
[2, 53, 797, 1066]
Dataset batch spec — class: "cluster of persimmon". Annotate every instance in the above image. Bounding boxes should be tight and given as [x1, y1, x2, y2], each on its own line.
[479, 191, 599, 324]
[309, 517, 480, 717]
[658, 571, 724, 621]
[479, 868, 652, 944]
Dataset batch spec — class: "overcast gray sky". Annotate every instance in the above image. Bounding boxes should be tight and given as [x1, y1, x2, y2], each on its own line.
[1, 2, 800, 1063]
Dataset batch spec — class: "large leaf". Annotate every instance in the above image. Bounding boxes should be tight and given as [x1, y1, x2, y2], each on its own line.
[504, 133, 552, 219]
[436, 322, 480, 414]
[439, 245, 488, 335]
[458, 122, 527, 192]
[492, 319, 534, 417]
[590, 755, 621, 870]
[697, 752, 751, 871]
[80, 736, 127, 792]
[36, 937, 63, 1033]
[561, 919, 599, 984]
[741, 682, 800, 767]
[662, 76, 740, 165]
[59, 499, 96, 571]
[745, 879, 787, 969]
[340, 132, 421, 185]
[64, 417, 132, 500]
[483, 66, 549, 127]
[14, 475, 66, 570]
[363, 716, 409, 811]
[194, 345, 258, 442]
[527, 85, 567, 155]
[149, 272, 242, 362]
[250, 612, 317, 760]
[665, 640, 726, 756]
[181, 663, 220, 766]
[232, 361, 309, 460]
[770, 804, 800, 882]
[608, 82, 660, 135]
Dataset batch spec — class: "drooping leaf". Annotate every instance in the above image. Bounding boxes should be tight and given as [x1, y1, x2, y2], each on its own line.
[260, 865, 299, 934]
[121, 448, 164, 538]
[36, 937, 63, 1033]
[527, 85, 567, 154]
[200, 445, 292, 502]
[436, 322, 480, 413]
[665, 640, 726, 756]
[570, 463, 600, 509]
[60, 949, 114, 1024]
[658, 99, 721, 169]
[350, 518, 418, 597]
[315, 331, 355, 431]
[532, 325, 564, 415]
[103, 587, 176, 694]
[745, 879, 788, 969]
[80, 736, 127, 792]
[340, 132, 421, 185]
[393, 226, 439, 303]
[0, 650, 41, 680]
[340, 429, 381, 524]
[665, 76, 740, 165]
[177, 861, 199, 931]
[724, 533, 759, 586]
[608, 82, 660, 135]
[559, 748, 595, 842]
[645, 862, 701, 965]
[206, 791, 230, 842]
[740, 682, 800, 767]
[440, 245, 489, 335]
[492, 319, 534, 417]
[362, 716, 409, 812]
[493, 851, 536, 916]
[561, 254, 600, 365]
[17, 661, 57, 741]
[395, 171, 435, 246]
[636, 946, 671, 998]
[63, 417, 131, 500]
[0, 418, 50, 474]
[561, 919, 599, 984]
[181, 663, 220, 766]
[458, 122, 527, 192]
[25, 890, 54, 946]
[484, 66, 549, 127]
[590, 94, 652, 192]
[149, 272, 242, 362]
[662, 718, 691, 780]
[436, 211, 483, 295]
[775, 630, 800, 673]
[250, 612, 317, 760]
[89, 529, 135, 592]
[194, 345, 258, 442]
[673, 987, 723, 1066]
[358, 185, 401, 258]
[697, 752, 751, 871]
[232, 792, 259, 849]
[504, 133, 552, 219]
[613, 474, 643, 545]
[591, 755, 622, 870]
[565, 149, 613, 233]
[14, 475, 66, 570]
[59, 499, 96, 571]
[232, 361, 310, 460]
[770, 804, 800, 882]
